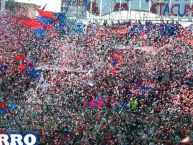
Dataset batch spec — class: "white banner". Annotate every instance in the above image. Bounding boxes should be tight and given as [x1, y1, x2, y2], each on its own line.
[90, 0, 192, 17]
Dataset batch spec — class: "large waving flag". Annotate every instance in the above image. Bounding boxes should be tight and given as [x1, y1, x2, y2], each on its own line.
[19, 18, 45, 37]
[36, 9, 67, 36]
[26, 69, 44, 79]
[18, 9, 68, 37]
[20, 18, 43, 29]
[36, 16, 53, 25]
[19, 9, 56, 37]
[36, 9, 57, 21]
[55, 13, 67, 28]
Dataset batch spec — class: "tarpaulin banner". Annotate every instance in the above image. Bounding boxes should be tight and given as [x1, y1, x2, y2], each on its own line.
[61, 0, 193, 17]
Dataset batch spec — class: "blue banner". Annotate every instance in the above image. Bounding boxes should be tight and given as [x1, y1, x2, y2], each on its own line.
[0, 131, 40, 145]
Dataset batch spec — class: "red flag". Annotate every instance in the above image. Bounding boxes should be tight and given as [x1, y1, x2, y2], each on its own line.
[0, 102, 8, 110]
[111, 52, 120, 60]
[82, 100, 87, 105]
[118, 55, 124, 62]
[18, 63, 26, 71]
[111, 52, 124, 62]
[36, 9, 57, 21]
[20, 18, 43, 29]
[16, 54, 25, 61]
[88, 99, 96, 108]
[97, 97, 105, 108]
[141, 31, 145, 38]
[110, 67, 119, 75]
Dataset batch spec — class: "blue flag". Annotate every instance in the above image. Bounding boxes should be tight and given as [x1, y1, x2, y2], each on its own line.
[26, 69, 44, 79]
[36, 16, 53, 25]
[34, 29, 46, 37]
[8, 103, 16, 111]
[55, 13, 67, 28]
[0, 108, 6, 115]
[0, 65, 8, 72]
[93, 97, 99, 109]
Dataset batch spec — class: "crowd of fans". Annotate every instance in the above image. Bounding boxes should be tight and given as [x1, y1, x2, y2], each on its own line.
[0, 11, 193, 145]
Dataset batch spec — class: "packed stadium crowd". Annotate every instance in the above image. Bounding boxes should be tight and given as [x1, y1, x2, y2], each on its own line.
[0, 11, 193, 145]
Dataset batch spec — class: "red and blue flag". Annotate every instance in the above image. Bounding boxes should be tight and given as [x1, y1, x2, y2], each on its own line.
[83, 96, 105, 109]
[36, 9, 57, 21]
[0, 102, 16, 115]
